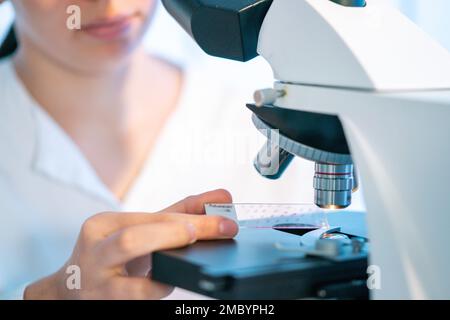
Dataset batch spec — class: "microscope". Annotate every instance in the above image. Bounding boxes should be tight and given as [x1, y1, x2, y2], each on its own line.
[152, 0, 450, 299]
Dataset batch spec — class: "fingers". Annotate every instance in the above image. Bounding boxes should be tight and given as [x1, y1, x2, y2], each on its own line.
[95, 216, 238, 268]
[161, 213, 239, 240]
[79, 189, 233, 243]
[158, 189, 233, 215]
[79, 212, 159, 243]
[96, 221, 196, 267]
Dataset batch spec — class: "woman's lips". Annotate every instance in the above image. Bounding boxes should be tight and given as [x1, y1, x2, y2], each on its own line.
[82, 15, 136, 41]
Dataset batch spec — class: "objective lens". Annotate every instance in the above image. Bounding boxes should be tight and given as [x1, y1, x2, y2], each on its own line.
[314, 163, 354, 209]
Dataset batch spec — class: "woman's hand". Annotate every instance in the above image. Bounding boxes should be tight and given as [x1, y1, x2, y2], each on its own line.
[24, 189, 238, 300]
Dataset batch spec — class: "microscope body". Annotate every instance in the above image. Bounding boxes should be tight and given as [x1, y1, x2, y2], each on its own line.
[257, 0, 450, 299]
[162, 0, 450, 299]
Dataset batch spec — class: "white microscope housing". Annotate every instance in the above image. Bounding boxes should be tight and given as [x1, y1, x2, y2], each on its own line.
[259, 0, 450, 299]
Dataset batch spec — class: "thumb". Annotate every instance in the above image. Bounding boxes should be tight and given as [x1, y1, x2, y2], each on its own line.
[158, 189, 233, 215]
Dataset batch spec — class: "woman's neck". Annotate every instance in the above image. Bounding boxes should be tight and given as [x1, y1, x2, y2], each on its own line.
[12, 38, 183, 200]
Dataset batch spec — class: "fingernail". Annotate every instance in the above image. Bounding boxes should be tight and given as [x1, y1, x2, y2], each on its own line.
[186, 223, 197, 244]
[219, 219, 238, 237]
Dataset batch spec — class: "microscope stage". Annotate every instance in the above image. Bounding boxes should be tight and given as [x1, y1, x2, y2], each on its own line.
[152, 212, 369, 300]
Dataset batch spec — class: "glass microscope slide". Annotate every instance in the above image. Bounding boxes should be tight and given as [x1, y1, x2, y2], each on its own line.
[205, 203, 329, 229]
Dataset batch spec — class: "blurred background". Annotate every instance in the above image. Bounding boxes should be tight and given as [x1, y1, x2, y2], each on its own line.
[2, 0, 450, 82]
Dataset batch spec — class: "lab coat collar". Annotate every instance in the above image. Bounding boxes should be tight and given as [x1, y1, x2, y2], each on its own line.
[6, 60, 120, 207]
[32, 107, 120, 207]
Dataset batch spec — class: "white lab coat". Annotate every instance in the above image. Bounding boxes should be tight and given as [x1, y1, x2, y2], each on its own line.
[0, 56, 365, 299]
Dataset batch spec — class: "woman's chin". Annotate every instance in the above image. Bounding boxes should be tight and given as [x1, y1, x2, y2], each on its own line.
[71, 38, 141, 70]
[94, 40, 138, 59]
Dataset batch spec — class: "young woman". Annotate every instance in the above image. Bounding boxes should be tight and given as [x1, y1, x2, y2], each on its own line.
[0, 0, 364, 300]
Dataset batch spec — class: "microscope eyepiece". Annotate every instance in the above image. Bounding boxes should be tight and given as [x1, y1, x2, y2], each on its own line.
[161, 0, 273, 61]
